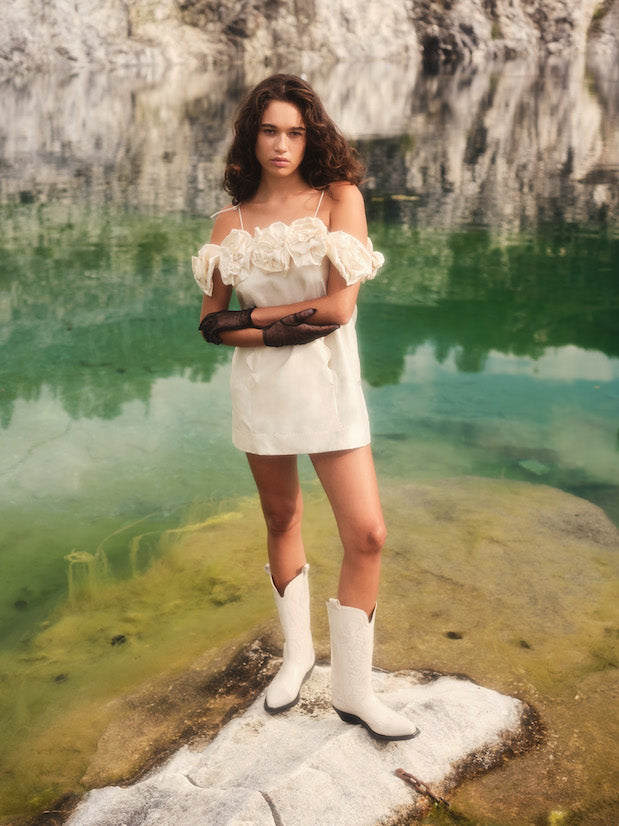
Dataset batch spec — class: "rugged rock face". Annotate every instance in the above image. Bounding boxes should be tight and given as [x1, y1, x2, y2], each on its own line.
[412, 0, 602, 69]
[0, 0, 418, 78]
[0, 0, 615, 79]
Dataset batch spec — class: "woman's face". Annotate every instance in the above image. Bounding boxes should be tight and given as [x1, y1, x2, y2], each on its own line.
[255, 100, 307, 180]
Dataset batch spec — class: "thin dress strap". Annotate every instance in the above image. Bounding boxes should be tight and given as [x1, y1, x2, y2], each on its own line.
[314, 190, 325, 217]
[210, 205, 244, 230]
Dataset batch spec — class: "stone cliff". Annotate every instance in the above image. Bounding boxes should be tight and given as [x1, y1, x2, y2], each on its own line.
[0, 0, 616, 79]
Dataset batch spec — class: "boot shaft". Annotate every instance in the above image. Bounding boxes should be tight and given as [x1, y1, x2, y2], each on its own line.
[266, 564, 313, 661]
[327, 598, 376, 705]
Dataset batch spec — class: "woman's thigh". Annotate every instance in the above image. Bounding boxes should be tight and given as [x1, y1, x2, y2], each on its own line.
[310, 446, 385, 551]
[246, 452, 303, 531]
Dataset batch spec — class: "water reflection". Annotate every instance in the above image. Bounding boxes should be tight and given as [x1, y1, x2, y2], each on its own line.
[1, 212, 616, 427]
[368, 342, 619, 500]
[362, 57, 618, 230]
[359, 225, 618, 384]
[1, 57, 616, 224]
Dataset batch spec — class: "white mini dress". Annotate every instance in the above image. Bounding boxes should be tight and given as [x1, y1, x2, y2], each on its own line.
[192, 200, 384, 455]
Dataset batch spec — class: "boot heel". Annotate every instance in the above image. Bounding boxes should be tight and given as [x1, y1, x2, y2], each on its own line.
[333, 707, 361, 726]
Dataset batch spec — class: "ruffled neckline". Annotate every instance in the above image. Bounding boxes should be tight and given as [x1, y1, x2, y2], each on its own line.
[192, 215, 384, 295]
[218, 215, 328, 246]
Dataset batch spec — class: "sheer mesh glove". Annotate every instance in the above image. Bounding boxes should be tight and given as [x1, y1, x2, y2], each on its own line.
[198, 307, 256, 344]
[262, 308, 339, 347]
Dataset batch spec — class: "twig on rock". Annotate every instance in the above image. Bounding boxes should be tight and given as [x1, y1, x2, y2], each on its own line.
[395, 768, 451, 808]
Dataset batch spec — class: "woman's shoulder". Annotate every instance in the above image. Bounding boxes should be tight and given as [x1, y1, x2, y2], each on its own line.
[324, 182, 367, 238]
[210, 204, 242, 244]
[326, 181, 363, 205]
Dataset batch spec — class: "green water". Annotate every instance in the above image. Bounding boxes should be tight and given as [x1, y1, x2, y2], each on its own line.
[2, 207, 616, 649]
[361, 220, 619, 520]
[0, 61, 618, 821]
[1, 201, 616, 816]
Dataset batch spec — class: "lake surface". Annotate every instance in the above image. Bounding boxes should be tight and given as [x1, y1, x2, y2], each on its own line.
[0, 57, 617, 821]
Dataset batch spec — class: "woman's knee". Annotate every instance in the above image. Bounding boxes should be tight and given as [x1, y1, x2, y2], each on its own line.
[366, 519, 387, 555]
[346, 518, 386, 557]
[261, 496, 303, 536]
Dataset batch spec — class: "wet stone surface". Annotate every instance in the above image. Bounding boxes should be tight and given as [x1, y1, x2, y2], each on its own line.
[67, 661, 538, 826]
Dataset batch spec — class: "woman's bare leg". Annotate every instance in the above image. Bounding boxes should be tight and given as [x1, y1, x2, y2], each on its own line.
[247, 452, 314, 712]
[310, 445, 386, 616]
[312, 446, 417, 739]
[246, 452, 306, 595]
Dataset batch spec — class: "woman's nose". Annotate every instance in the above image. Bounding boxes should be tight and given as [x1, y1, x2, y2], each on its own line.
[275, 133, 287, 152]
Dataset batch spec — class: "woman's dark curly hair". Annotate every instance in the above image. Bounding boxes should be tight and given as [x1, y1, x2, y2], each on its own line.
[223, 74, 364, 204]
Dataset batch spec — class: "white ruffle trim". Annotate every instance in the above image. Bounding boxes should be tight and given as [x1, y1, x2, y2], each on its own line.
[192, 217, 383, 295]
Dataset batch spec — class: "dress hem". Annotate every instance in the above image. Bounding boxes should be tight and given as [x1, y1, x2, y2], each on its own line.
[232, 435, 372, 457]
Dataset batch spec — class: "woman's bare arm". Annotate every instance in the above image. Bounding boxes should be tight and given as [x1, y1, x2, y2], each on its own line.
[198, 209, 265, 347]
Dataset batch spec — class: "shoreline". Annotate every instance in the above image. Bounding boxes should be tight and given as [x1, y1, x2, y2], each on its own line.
[24, 637, 545, 826]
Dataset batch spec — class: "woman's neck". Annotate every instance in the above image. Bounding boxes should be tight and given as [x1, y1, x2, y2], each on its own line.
[240, 174, 321, 227]
[253, 171, 313, 203]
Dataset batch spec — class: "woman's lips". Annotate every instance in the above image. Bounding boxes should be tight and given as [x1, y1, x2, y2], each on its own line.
[271, 158, 289, 167]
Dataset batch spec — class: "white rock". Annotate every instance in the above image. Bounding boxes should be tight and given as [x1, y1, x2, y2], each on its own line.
[68, 665, 529, 825]
[0, 0, 614, 78]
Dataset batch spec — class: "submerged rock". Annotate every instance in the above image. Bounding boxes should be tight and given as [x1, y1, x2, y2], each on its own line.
[67, 664, 536, 825]
[518, 458, 551, 476]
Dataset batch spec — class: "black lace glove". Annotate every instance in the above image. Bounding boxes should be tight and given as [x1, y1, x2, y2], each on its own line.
[262, 309, 339, 347]
[198, 307, 256, 344]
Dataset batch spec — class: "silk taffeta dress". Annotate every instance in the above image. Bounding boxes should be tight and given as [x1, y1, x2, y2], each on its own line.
[192, 210, 384, 455]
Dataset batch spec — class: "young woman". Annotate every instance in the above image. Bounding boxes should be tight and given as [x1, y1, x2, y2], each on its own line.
[193, 74, 417, 741]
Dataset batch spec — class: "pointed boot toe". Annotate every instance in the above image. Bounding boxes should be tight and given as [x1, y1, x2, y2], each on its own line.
[333, 697, 419, 740]
[264, 657, 315, 713]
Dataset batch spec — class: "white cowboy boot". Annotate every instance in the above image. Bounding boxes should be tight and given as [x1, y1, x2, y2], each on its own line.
[327, 598, 419, 740]
[264, 563, 315, 713]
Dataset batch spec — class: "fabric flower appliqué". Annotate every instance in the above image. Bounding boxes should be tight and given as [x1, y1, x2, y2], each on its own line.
[217, 229, 254, 286]
[251, 223, 291, 273]
[287, 217, 328, 268]
[193, 217, 384, 292]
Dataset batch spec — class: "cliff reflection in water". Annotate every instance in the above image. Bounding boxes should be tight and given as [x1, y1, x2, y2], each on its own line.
[1, 213, 616, 431]
[1, 56, 616, 223]
[0, 56, 618, 436]
[358, 224, 618, 385]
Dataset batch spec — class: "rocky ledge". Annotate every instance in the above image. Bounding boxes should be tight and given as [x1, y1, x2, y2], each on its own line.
[66, 657, 539, 825]
[0, 0, 617, 80]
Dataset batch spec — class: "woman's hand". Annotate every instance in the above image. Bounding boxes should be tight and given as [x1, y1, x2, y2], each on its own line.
[199, 307, 256, 344]
[262, 309, 339, 347]
[199, 307, 338, 347]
